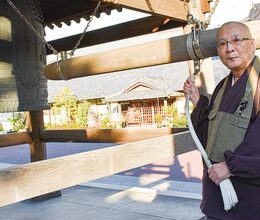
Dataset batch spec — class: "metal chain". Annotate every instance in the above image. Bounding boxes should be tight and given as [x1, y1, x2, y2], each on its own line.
[69, 1, 101, 56]
[183, 0, 203, 75]
[183, 0, 199, 26]
[6, 0, 101, 57]
[145, 0, 155, 13]
[183, 0, 220, 28]
[204, 0, 220, 28]
[183, 0, 220, 74]
[183, 0, 189, 14]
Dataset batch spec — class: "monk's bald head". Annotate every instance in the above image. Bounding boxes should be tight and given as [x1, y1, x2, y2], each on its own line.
[217, 22, 252, 40]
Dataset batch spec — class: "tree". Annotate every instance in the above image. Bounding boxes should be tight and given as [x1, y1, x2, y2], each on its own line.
[8, 112, 26, 132]
[52, 87, 77, 125]
[75, 101, 91, 127]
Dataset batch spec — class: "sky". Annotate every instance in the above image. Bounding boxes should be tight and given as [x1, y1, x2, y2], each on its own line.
[44, 9, 149, 41]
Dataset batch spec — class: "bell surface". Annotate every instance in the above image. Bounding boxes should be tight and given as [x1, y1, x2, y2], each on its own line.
[0, 0, 49, 112]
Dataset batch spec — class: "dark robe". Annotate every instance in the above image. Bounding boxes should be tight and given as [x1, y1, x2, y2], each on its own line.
[191, 57, 260, 220]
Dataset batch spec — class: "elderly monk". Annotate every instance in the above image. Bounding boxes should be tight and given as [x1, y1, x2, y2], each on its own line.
[183, 21, 260, 220]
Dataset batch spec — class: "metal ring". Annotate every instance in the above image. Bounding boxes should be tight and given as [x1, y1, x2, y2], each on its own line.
[193, 32, 206, 59]
[186, 32, 207, 60]
[186, 33, 198, 60]
[56, 61, 68, 80]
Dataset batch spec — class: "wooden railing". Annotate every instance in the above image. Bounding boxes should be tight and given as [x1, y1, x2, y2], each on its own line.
[0, 127, 195, 207]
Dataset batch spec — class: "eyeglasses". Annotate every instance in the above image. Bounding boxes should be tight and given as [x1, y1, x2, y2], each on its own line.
[216, 36, 253, 50]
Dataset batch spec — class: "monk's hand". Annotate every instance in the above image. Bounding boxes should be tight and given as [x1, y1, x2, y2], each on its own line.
[183, 77, 200, 106]
[208, 161, 232, 185]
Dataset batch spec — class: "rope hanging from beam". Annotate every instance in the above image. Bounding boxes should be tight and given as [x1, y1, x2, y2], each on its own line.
[184, 0, 238, 211]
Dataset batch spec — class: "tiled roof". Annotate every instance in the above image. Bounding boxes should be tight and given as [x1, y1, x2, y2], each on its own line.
[104, 76, 183, 102]
[105, 88, 183, 102]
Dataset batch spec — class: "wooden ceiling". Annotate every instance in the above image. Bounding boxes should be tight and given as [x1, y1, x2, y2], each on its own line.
[40, 0, 122, 29]
[39, 0, 211, 54]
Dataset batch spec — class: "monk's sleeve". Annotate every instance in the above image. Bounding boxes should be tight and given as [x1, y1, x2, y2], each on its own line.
[224, 112, 260, 178]
[191, 95, 210, 147]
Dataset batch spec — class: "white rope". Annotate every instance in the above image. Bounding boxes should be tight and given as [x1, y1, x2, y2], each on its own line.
[185, 95, 238, 211]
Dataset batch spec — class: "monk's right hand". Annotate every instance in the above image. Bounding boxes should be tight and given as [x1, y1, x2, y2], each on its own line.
[183, 77, 200, 106]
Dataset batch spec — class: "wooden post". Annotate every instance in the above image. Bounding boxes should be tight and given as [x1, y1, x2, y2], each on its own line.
[27, 110, 46, 162]
[163, 98, 168, 109]
[27, 110, 61, 200]
[200, 58, 216, 95]
[108, 102, 112, 121]
[141, 106, 144, 125]
[151, 105, 155, 124]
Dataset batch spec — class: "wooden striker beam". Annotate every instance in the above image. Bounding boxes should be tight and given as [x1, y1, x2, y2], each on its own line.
[44, 20, 260, 80]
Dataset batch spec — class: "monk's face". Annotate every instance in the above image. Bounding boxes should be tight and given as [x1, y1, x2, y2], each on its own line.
[216, 23, 255, 76]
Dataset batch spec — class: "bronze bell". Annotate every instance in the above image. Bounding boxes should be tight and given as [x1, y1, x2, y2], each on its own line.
[0, 0, 49, 112]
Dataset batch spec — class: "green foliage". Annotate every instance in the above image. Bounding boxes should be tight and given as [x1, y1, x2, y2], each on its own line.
[99, 117, 124, 129]
[100, 117, 111, 129]
[155, 114, 163, 128]
[75, 101, 91, 127]
[155, 114, 163, 123]
[0, 122, 3, 132]
[51, 105, 60, 115]
[52, 87, 77, 124]
[171, 115, 187, 127]
[165, 106, 178, 118]
[53, 87, 76, 107]
[8, 112, 26, 132]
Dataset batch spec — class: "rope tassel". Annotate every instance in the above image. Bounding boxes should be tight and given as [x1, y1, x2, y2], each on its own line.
[185, 95, 238, 211]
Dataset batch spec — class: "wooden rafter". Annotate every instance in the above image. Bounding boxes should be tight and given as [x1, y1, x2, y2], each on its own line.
[200, 0, 211, 13]
[95, 0, 188, 21]
[46, 16, 184, 55]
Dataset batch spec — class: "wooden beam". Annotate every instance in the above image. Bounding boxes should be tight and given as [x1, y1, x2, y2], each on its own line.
[41, 127, 188, 143]
[28, 111, 62, 201]
[96, 0, 187, 21]
[40, 0, 98, 25]
[44, 20, 260, 80]
[200, 0, 210, 13]
[0, 132, 32, 148]
[46, 16, 184, 55]
[0, 131, 196, 207]
[27, 111, 47, 162]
